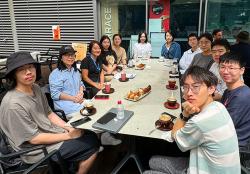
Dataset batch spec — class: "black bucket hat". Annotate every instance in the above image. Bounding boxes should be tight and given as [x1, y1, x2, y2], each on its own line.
[236, 31, 250, 44]
[5, 51, 39, 76]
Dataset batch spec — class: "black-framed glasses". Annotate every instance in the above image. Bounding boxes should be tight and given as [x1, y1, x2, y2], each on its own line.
[219, 65, 241, 72]
[183, 83, 203, 94]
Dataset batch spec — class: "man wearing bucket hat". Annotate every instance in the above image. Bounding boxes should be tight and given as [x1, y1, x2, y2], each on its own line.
[0, 51, 99, 174]
[231, 31, 250, 87]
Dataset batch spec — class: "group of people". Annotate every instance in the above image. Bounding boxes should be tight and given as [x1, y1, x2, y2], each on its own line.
[0, 29, 250, 174]
[144, 30, 250, 174]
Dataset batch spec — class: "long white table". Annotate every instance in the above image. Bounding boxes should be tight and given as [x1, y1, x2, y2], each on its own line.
[70, 59, 182, 139]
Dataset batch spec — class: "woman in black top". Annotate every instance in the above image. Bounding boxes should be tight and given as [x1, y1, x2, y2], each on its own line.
[81, 40, 104, 96]
[100, 35, 118, 74]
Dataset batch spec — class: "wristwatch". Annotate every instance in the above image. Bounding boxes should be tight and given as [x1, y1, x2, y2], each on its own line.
[180, 113, 189, 122]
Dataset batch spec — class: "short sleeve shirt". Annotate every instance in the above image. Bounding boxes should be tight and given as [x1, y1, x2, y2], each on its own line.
[80, 54, 102, 86]
[0, 84, 64, 163]
[100, 50, 117, 66]
[175, 101, 240, 174]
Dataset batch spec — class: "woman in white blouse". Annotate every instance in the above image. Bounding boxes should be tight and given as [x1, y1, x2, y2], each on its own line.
[133, 32, 152, 59]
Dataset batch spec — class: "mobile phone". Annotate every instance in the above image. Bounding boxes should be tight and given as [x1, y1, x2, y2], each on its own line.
[94, 95, 109, 100]
[70, 117, 91, 127]
[96, 112, 116, 125]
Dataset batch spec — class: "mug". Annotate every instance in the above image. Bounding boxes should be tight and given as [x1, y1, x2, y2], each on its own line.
[105, 82, 111, 93]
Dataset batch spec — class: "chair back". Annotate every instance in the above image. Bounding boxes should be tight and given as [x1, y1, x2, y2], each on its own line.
[72, 43, 87, 61]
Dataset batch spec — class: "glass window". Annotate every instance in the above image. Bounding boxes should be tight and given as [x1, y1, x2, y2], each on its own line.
[206, 0, 250, 39]
[170, 0, 200, 38]
[100, 0, 146, 38]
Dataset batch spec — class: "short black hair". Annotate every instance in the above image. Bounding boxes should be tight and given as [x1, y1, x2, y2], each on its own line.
[219, 52, 246, 67]
[88, 40, 101, 54]
[165, 30, 175, 41]
[198, 33, 213, 43]
[100, 35, 112, 51]
[137, 32, 148, 43]
[211, 39, 231, 51]
[188, 33, 198, 41]
[212, 29, 222, 36]
[113, 34, 122, 41]
[181, 66, 218, 87]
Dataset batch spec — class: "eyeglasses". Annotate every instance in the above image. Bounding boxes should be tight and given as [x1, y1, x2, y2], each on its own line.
[219, 65, 241, 72]
[183, 83, 203, 94]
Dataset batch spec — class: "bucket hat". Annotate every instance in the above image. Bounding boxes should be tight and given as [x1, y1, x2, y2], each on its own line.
[5, 51, 39, 76]
[236, 31, 250, 44]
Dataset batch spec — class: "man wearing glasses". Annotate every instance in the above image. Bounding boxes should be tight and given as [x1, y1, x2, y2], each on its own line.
[219, 52, 250, 149]
[144, 66, 240, 174]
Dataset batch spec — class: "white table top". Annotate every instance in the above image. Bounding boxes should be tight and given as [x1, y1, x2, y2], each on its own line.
[69, 59, 182, 140]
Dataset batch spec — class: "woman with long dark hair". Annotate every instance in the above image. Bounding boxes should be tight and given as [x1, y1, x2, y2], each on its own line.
[100, 35, 118, 74]
[133, 32, 152, 59]
[112, 34, 127, 65]
[49, 45, 84, 119]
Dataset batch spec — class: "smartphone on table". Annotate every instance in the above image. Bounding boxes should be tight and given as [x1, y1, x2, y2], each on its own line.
[94, 95, 109, 100]
[70, 117, 91, 127]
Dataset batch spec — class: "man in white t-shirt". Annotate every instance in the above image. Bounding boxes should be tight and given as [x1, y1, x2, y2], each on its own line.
[179, 33, 201, 74]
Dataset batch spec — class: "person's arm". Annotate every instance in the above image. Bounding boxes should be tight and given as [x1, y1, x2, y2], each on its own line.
[174, 44, 182, 60]
[49, 70, 82, 103]
[121, 48, 127, 65]
[171, 118, 186, 139]
[82, 69, 101, 89]
[100, 69, 104, 86]
[29, 128, 82, 145]
[179, 52, 187, 70]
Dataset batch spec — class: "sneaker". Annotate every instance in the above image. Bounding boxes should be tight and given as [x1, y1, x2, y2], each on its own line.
[99, 146, 104, 152]
[101, 132, 122, 146]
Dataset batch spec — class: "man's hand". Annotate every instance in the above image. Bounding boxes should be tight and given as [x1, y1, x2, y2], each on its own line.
[67, 128, 82, 139]
[182, 101, 200, 117]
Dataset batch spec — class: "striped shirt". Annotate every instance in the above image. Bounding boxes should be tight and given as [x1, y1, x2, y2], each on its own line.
[175, 101, 240, 174]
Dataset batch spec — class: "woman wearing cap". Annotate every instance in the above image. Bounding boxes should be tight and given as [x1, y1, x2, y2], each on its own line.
[49, 45, 85, 119]
[161, 31, 181, 60]
[0, 51, 99, 174]
[100, 35, 118, 74]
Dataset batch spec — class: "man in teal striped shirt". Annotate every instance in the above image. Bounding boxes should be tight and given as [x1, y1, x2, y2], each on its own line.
[144, 66, 240, 174]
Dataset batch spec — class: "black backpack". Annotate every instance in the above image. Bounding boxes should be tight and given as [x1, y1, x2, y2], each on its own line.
[0, 129, 22, 169]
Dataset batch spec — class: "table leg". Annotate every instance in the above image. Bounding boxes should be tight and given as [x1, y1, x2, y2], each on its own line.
[110, 135, 144, 174]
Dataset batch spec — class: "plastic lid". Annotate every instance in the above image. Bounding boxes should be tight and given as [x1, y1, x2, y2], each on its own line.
[117, 100, 122, 104]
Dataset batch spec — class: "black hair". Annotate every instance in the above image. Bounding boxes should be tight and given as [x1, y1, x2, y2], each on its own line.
[88, 40, 101, 54]
[219, 52, 246, 67]
[57, 52, 77, 71]
[100, 35, 112, 51]
[198, 33, 213, 43]
[112, 34, 122, 41]
[181, 66, 218, 87]
[212, 29, 222, 36]
[137, 32, 148, 43]
[165, 30, 175, 41]
[211, 39, 231, 51]
[187, 33, 198, 41]
[5, 63, 40, 90]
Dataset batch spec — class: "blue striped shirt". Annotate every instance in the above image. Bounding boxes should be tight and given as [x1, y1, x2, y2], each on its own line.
[176, 101, 240, 174]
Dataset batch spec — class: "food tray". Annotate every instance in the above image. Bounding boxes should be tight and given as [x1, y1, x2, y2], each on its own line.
[124, 91, 151, 102]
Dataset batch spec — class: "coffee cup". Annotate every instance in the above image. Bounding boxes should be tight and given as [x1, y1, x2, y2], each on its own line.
[171, 66, 177, 74]
[85, 102, 94, 113]
[167, 97, 177, 107]
[121, 72, 126, 81]
[105, 82, 111, 93]
[168, 79, 176, 89]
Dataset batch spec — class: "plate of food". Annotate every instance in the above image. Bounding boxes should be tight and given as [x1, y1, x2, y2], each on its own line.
[135, 63, 146, 70]
[124, 85, 151, 101]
